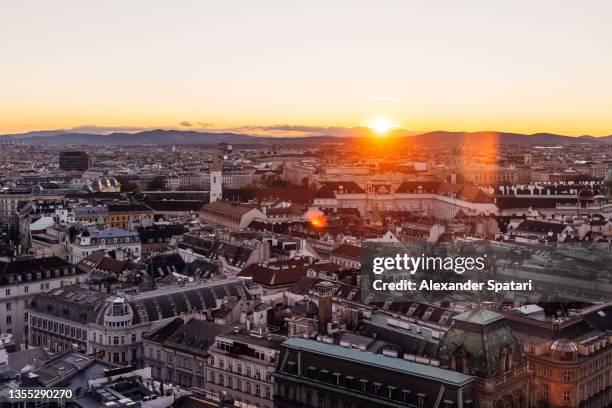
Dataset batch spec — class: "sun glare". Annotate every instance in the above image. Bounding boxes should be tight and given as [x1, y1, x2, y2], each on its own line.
[368, 116, 395, 135]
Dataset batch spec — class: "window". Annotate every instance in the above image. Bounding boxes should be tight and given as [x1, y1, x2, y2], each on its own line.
[6, 316, 12, 324]
[542, 384, 549, 399]
[5, 289, 10, 296]
[563, 370, 572, 382]
[563, 390, 571, 403]
[24, 286, 28, 293]
[6, 302, 11, 311]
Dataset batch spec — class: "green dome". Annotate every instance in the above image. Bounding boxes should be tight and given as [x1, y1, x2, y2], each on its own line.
[436, 308, 523, 379]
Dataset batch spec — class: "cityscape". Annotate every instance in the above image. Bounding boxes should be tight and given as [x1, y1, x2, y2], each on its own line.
[1, 2, 612, 407]
[0, 134, 610, 408]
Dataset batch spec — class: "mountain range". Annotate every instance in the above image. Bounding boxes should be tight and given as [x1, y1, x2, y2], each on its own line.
[1, 129, 612, 146]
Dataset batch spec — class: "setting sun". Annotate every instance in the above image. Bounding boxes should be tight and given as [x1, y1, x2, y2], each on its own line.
[368, 116, 395, 135]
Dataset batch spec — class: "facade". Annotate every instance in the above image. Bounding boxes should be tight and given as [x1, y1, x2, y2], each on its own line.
[143, 317, 231, 389]
[27, 278, 255, 366]
[0, 256, 83, 347]
[107, 203, 154, 230]
[72, 205, 108, 226]
[69, 228, 141, 263]
[313, 181, 498, 219]
[505, 303, 612, 408]
[0, 192, 31, 237]
[437, 308, 529, 408]
[28, 288, 145, 364]
[206, 331, 284, 408]
[59, 151, 93, 172]
[223, 171, 254, 189]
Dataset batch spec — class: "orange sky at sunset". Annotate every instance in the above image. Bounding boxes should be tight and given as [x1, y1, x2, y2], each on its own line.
[1, 1, 612, 137]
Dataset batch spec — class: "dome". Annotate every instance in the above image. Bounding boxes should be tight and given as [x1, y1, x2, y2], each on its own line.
[106, 297, 132, 317]
[436, 308, 523, 379]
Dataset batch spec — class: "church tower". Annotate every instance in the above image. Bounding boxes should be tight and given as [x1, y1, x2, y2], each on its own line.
[210, 148, 222, 203]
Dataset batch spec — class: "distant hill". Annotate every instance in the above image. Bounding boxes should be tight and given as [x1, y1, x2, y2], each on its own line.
[0, 129, 343, 146]
[408, 131, 612, 146]
[1, 128, 611, 146]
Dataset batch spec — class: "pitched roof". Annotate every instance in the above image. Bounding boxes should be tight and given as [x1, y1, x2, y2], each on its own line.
[238, 259, 307, 287]
[202, 201, 257, 218]
[515, 220, 569, 234]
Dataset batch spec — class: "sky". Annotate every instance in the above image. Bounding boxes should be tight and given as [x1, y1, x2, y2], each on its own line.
[1, 0, 612, 136]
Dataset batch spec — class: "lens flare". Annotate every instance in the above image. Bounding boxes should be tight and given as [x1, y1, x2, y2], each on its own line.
[306, 210, 328, 228]
[368, 116, 395, 135]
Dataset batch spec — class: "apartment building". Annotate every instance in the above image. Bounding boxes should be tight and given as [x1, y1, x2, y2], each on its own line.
[207, 330, 285, 408]
[0, 256, 84, 347]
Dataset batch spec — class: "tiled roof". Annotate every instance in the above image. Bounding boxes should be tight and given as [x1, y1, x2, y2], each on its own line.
[238, 259, 307, 287]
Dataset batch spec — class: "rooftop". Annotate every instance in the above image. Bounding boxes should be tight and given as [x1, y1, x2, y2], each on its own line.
[282, 337, 473, 386]
[452, 308, 504, 326]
